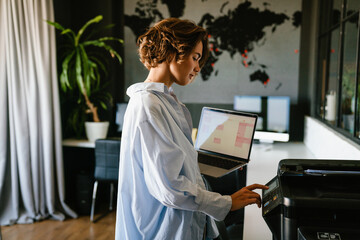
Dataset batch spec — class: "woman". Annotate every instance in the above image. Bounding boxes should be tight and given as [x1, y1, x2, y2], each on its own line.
[115, 18, 268, 240]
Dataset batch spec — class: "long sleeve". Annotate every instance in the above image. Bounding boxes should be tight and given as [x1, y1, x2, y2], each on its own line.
[138, 107, 232, 221]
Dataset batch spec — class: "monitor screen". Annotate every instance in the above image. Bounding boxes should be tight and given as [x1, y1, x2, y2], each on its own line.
[233, 96, 290, 142]
[115, 103, 128, 132]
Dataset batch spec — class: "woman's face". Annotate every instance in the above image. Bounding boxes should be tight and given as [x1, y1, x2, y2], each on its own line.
[169, 41, 203, 86]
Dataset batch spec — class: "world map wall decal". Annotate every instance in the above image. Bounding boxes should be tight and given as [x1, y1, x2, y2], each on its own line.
[124, 0, 302, 104]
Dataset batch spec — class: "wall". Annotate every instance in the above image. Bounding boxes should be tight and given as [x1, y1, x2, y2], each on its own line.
[304, 116, 360, 159]
[123, 0, 308, 140]
[123, 0, 302, 104]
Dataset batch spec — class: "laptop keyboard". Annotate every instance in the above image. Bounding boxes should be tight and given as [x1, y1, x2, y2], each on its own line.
[198, 153, 240, 170]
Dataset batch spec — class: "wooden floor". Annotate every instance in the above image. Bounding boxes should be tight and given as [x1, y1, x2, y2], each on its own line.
[1, 211, 116, 240]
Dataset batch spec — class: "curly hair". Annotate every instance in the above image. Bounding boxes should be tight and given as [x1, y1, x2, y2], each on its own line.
[137, 18, 209, 70]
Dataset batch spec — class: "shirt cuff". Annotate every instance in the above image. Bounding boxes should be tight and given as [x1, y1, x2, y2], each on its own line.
[198, 190, 232, 221]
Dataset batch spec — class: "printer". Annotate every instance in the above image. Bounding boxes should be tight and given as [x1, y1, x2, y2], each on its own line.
[262, 159, 360, 240]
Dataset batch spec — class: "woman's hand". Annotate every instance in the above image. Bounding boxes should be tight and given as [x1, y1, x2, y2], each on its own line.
[230, 184, 269, 211]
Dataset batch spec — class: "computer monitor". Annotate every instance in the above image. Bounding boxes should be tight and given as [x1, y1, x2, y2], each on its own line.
[115, 103, 128, 132]
[233, 96, 290, 142]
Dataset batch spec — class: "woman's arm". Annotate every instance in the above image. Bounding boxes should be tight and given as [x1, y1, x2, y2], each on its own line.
[138, 115, 231, 221]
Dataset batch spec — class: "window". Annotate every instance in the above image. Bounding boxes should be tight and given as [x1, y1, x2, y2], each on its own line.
[316, 0, 360, 141]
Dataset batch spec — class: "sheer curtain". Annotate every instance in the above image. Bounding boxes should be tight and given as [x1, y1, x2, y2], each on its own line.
[0, 0, 77, 225]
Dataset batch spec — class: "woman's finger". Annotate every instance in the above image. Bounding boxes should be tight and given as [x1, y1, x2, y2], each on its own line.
[246, 184, 269, 191]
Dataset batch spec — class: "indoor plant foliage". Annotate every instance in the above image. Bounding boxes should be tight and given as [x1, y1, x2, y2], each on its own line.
[47, 15, 123, 138]
[341, 62, 357, 132]
[341, 63, 356, 115]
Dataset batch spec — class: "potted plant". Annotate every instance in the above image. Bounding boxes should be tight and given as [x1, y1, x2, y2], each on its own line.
[47, 15, 123, 141]
[341, 63, 356, 132]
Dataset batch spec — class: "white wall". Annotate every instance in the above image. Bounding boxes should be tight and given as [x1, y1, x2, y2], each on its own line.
[304, 116, 360, 159]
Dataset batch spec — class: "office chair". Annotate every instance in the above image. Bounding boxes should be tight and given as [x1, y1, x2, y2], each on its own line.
[90, 138, 121, 222]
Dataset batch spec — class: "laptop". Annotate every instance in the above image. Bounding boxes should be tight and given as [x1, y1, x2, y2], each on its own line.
[195, 107, 258, 178]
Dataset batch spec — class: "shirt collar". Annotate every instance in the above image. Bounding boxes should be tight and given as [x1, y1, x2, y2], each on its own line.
[127, 82, 171, 98]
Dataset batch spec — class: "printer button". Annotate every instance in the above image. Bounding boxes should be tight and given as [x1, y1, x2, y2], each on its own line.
[318, 232, 329, 239]
[330, 233, 341, 240]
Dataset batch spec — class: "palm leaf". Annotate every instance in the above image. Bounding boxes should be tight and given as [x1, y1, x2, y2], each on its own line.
[89, 56, 107, 77]
[85, 23, 116, 41]
[61, 29, 76, 41]
[75, 15, 103, 45]
[59, 51, 75, 91]
[47, 20, 75, 42]
[46, 20, 65, 31]
[75, 49, 86, 95]
[88, 61, 97, 82]
[98, 37, 124, 45]
[79, 44, 91, 96]
[88, 60, 101, 89]
[99, 101, 107, 110]
[83, 40, 122, 64]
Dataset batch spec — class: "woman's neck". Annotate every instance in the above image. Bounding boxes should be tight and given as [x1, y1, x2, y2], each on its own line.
[145, 63, 173, 88]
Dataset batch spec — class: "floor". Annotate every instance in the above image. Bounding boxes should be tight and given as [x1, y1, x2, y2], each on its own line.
[1, 211, 116, 240]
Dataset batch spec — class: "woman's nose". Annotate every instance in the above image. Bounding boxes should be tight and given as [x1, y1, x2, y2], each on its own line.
[194, 63, 200, 72]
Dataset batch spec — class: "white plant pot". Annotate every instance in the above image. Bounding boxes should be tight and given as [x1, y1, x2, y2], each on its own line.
[85, 121, 109, 142]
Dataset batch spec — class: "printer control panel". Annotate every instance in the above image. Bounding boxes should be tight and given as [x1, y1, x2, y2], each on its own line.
[262, 176, 281, 216]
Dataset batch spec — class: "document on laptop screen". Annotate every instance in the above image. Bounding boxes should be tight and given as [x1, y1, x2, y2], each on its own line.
[195, 108, 257, 159]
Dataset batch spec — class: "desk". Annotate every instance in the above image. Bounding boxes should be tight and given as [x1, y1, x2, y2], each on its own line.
[62, 138, 121, 214]
[243, 142, 315, 240]
[62, 139, 96, 214]
[62, 139, 95, 148]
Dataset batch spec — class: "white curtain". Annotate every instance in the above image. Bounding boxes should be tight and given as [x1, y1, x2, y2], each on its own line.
[0, 0, 77, 225]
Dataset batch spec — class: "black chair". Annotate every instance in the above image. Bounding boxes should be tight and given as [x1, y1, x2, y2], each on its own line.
[90, 138, 121, 222]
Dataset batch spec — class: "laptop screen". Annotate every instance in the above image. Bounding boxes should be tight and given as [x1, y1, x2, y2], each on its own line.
[195, 107, 258, 160]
